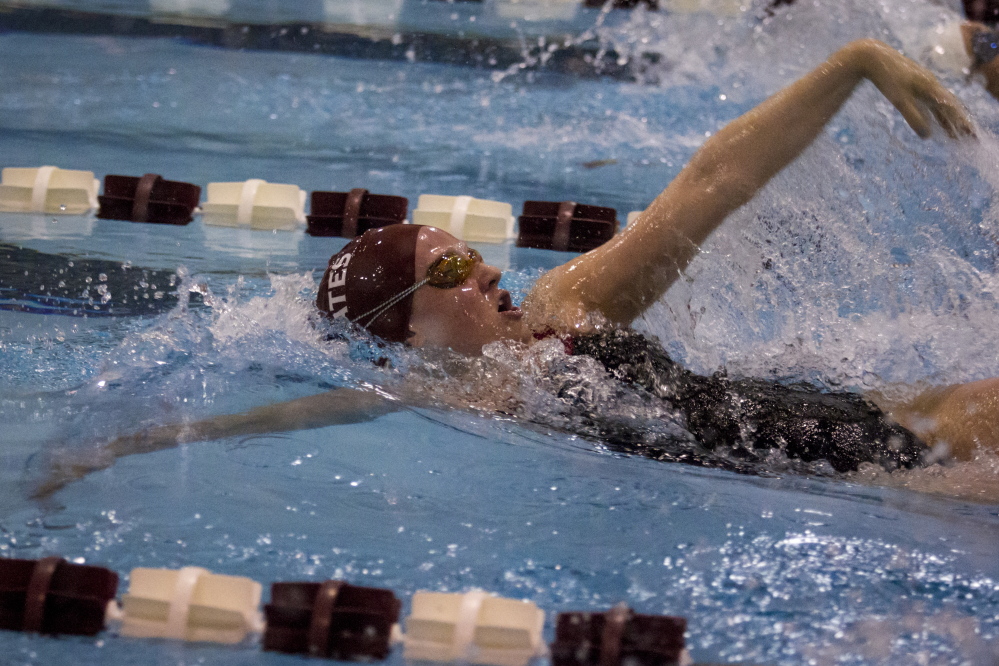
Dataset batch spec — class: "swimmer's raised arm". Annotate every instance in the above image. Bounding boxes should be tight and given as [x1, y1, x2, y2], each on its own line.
[525, 39, 973, 331]
[33, 388, 397, 499]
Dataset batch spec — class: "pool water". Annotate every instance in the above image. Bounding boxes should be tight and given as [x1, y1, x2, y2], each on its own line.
[2, 0, 999, 664]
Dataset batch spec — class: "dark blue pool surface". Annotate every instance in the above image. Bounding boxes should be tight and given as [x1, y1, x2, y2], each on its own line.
[2, 1, 999, 664]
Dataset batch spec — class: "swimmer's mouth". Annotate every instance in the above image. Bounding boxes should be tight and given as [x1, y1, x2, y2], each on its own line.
[497, 290, 522, 318]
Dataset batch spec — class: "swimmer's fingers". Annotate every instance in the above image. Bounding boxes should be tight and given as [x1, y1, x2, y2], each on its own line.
[928, 96, 976, 139]
[896, 98, 933, 139]
[30, 446, 113, 500]
[31, 476, 72, 501]
[31, 463, 92, 500]
[866, 43, 975, 139]
[898, 91, 974, 140]
[915, 76, 975, 139]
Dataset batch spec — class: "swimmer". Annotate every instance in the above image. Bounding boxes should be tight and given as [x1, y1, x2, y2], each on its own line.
[37, 39, 998, 497]
[766, 0, 999, 103]
[961, 21, 999, 100]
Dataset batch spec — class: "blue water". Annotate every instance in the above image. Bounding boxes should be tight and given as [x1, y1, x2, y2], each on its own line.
[2, 1, 999, 664]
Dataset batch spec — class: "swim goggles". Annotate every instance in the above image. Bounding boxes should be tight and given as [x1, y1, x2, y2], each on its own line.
[971, 29, 999, 67]
[353, 248, 483, 328]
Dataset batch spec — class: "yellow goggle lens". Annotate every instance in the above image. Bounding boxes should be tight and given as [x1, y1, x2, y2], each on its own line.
[425, 249, 482, 289]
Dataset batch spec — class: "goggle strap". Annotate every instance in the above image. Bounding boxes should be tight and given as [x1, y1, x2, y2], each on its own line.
[352, 278, 430, 329]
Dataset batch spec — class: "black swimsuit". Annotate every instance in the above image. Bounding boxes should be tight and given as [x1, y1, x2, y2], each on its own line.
[566, 330, 927, 474]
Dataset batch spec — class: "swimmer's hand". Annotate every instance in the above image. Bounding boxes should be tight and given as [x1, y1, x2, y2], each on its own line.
[846, 38, 975, 139]
[31, 445, 115, 501]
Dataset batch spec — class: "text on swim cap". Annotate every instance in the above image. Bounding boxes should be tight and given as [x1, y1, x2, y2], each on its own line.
[327, 252, 352, 318]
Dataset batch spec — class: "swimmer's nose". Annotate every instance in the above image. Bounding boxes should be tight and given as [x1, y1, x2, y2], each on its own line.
[475, 262, 502, 293]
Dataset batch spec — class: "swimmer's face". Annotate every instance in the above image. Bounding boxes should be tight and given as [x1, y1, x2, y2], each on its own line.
[408, 227, 528, 355]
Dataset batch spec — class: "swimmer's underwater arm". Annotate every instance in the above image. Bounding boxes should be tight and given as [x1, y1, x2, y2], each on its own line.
[527, 39, 973, 330]
[108, 388, 397, 456]
[33, 388, 397, 499]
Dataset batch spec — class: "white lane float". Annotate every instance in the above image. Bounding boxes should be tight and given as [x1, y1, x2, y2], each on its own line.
[412, 194, 516, 244]
[0, 166, 100, 215]
[111, 566, 264, 644]
[202, 179, 306, 231]
[402, 590, 546, 666]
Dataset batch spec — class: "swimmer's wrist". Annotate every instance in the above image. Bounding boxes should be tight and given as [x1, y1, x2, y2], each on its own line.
[835, 39, 893, 82]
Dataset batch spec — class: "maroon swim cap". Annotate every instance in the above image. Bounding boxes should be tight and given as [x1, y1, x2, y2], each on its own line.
[316, 224, 424, 343]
